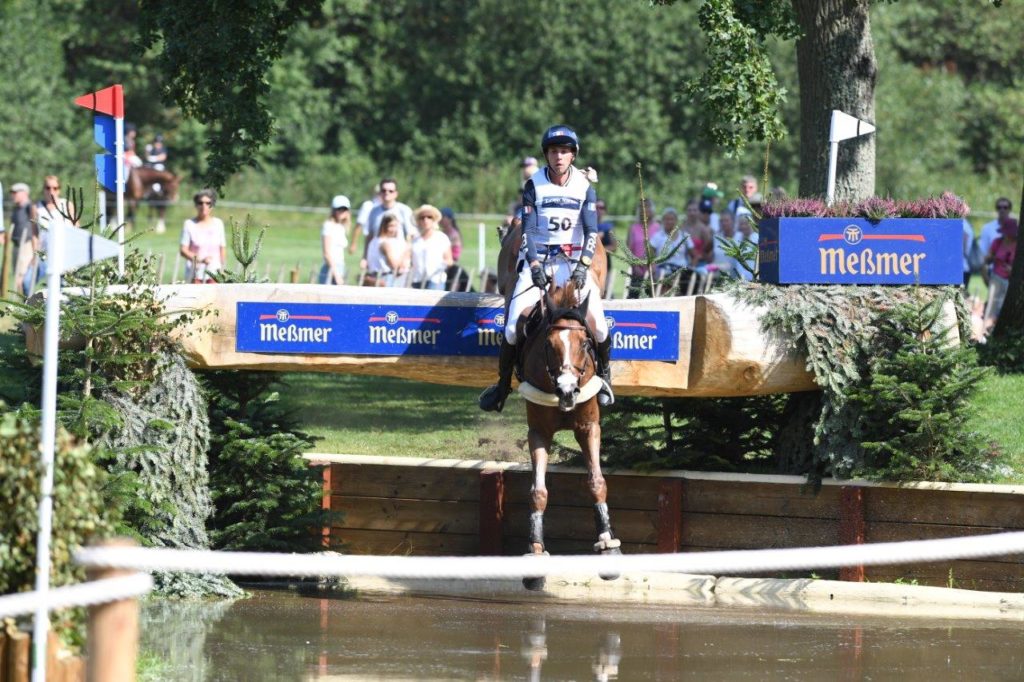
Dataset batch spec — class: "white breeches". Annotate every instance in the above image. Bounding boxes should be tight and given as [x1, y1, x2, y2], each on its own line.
[505, 257, 608, 345]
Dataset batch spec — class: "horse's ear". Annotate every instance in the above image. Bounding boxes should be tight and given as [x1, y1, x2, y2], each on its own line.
[543, 290, 555, 318]
[577, 290, 590, 319]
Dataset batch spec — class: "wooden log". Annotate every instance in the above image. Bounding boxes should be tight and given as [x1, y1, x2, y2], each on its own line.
[23, 284, 829, 397]
[87, 539, 140, 682]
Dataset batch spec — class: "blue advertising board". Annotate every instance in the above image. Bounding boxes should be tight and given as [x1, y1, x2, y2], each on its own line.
[236, 302, 680, 361]
[758, 217, 963, 285]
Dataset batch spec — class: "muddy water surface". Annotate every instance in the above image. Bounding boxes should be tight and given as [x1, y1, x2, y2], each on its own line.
[140, 589, 1024, 681]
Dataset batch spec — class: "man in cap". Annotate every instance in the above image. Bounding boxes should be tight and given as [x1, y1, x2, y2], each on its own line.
[2, 183, 38, 295]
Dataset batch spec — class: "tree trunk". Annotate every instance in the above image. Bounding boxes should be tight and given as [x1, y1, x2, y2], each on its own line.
[990, 170, 1024, 338]
[793, 0, 877, 201]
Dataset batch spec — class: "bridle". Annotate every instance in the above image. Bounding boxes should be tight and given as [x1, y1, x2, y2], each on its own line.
[542, 318, 594, 390]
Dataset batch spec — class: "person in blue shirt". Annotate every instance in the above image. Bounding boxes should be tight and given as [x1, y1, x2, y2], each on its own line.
[479, 125, 613, 412]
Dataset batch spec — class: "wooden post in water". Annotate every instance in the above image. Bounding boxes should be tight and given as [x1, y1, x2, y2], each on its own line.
[657, 479, 684, 553]
[838, 487, 866, 582]
[87, 538, 141, 682]
[6, 626, 29, 682]
[479, 470, 505, 555]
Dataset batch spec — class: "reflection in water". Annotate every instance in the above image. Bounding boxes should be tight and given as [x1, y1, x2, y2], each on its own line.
[139, 589, 1024, 681]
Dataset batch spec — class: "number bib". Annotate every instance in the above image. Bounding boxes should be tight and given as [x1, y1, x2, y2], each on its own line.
[526, 166, 591, 249]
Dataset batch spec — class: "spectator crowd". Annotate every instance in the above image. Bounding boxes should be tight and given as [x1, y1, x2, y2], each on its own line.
[1, 163, 1017, 335]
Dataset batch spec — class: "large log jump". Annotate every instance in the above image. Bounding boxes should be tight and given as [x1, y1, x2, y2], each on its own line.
[31, 283, 813, 398]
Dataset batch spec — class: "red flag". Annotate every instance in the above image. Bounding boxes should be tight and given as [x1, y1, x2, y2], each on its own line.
[74, 85, 124, 118]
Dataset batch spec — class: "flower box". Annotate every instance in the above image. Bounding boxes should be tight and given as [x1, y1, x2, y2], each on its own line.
[758, 217, 964, 285]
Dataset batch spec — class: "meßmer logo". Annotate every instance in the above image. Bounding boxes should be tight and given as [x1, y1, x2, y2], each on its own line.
[259, 308, 334, 344]
[367, 311, 442, 346]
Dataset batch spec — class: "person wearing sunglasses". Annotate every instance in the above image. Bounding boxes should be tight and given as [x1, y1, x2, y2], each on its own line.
[32, 175, 78, 294]
[179, 189, 226, 283]
[978, 198, 1013, 285]
[360, 178, 415, 272]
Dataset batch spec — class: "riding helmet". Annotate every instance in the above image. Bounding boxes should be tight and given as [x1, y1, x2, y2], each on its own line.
[541, 125, 579, 154]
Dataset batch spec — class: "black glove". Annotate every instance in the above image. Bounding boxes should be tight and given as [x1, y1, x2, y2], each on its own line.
[571, 262, 588, 290]
[530, 264, 548, 289]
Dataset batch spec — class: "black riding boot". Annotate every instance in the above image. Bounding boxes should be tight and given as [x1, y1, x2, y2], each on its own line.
[479, 338, 517, 412]
[596, 338, 615, 407]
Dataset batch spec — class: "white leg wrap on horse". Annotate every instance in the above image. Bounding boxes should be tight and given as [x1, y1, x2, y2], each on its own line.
[529, 512, 545, 546]
[594, 533, 621, 552]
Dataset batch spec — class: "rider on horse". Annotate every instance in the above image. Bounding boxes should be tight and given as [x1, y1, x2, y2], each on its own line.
[479, 125, 614, 412]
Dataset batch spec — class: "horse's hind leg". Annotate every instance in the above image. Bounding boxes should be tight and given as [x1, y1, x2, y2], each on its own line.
[523, 421, 552, 591]
[574, 416, 622, 581]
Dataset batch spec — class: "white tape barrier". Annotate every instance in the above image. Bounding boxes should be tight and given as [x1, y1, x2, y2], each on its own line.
[0, 573, 153, 619]
[75, 532, 1024, 581]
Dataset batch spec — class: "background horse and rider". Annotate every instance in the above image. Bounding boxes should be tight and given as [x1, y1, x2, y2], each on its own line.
[496, 224, 621, 590]
[126, 166, 180, 233]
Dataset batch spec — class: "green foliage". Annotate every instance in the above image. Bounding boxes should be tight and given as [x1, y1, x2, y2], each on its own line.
[0, 407, 114, 637]
[845, 296, 996, 481]
[137, 0, 322, 189]
[212, 215, 268, 284]
[0, 1, 89, 185]
[732, 282, 1000, 481]
[975, 333, 1024, 375]
[681, 0, 790, 152]
[1, 206, 237, 598]
[602, 395, 787, 473]
[203, 370, 330, 554]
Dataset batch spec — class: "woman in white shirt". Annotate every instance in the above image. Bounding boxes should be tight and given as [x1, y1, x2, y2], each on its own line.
[319, 195, 350, 284]
[179, 189, 226, 283]
[411, 204, 453, 290]
[32, 175, 77, 293]
[364, 213, 408, 287]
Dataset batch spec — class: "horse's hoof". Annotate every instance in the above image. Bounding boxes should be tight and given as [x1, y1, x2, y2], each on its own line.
[598, 546, 622, 581]
[522, 550, 548, 591]
[522, 576, 546, 591]
[594, 537, 622, 581]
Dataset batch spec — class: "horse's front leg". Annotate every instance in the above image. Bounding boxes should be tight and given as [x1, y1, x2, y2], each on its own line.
[523, 415, 553, 591]
[574, 406, 622, 581]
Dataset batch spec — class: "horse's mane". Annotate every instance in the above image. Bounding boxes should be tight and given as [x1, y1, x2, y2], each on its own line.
[546, 283, 588, 326]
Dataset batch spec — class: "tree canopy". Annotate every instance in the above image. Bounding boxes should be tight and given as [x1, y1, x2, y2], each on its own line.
[0, 0, 1017, 211]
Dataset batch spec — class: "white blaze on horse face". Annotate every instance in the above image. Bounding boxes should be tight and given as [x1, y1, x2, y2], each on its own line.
[556, 329, 579, 396]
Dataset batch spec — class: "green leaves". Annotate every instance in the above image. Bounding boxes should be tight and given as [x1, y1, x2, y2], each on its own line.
[684, 0, 789, 153]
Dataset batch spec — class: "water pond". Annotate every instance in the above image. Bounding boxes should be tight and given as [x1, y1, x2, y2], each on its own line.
[140, 588, 1024, 680]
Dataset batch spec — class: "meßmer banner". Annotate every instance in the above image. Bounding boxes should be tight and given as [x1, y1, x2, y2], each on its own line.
[236, 302, 680, 361]
[758, 217, 963, 285]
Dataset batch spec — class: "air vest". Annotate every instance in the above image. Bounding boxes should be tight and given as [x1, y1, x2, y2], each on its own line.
[524, 167, 591, 250]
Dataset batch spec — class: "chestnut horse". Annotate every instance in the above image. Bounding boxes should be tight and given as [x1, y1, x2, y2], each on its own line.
[126, 166, 180, 233]
[496, 225, 620, 590]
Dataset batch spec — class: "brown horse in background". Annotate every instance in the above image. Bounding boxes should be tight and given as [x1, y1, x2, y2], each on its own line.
[495, 225, 619, 590]
[126, 166, 180, 233]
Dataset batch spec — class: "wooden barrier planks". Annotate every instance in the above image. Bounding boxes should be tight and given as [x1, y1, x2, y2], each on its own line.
[311, 454, 1024, 592]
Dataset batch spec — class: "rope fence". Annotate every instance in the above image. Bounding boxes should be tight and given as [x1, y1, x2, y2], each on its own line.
[0, 573, 152, 619]
[74, 531, 1024, 581]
